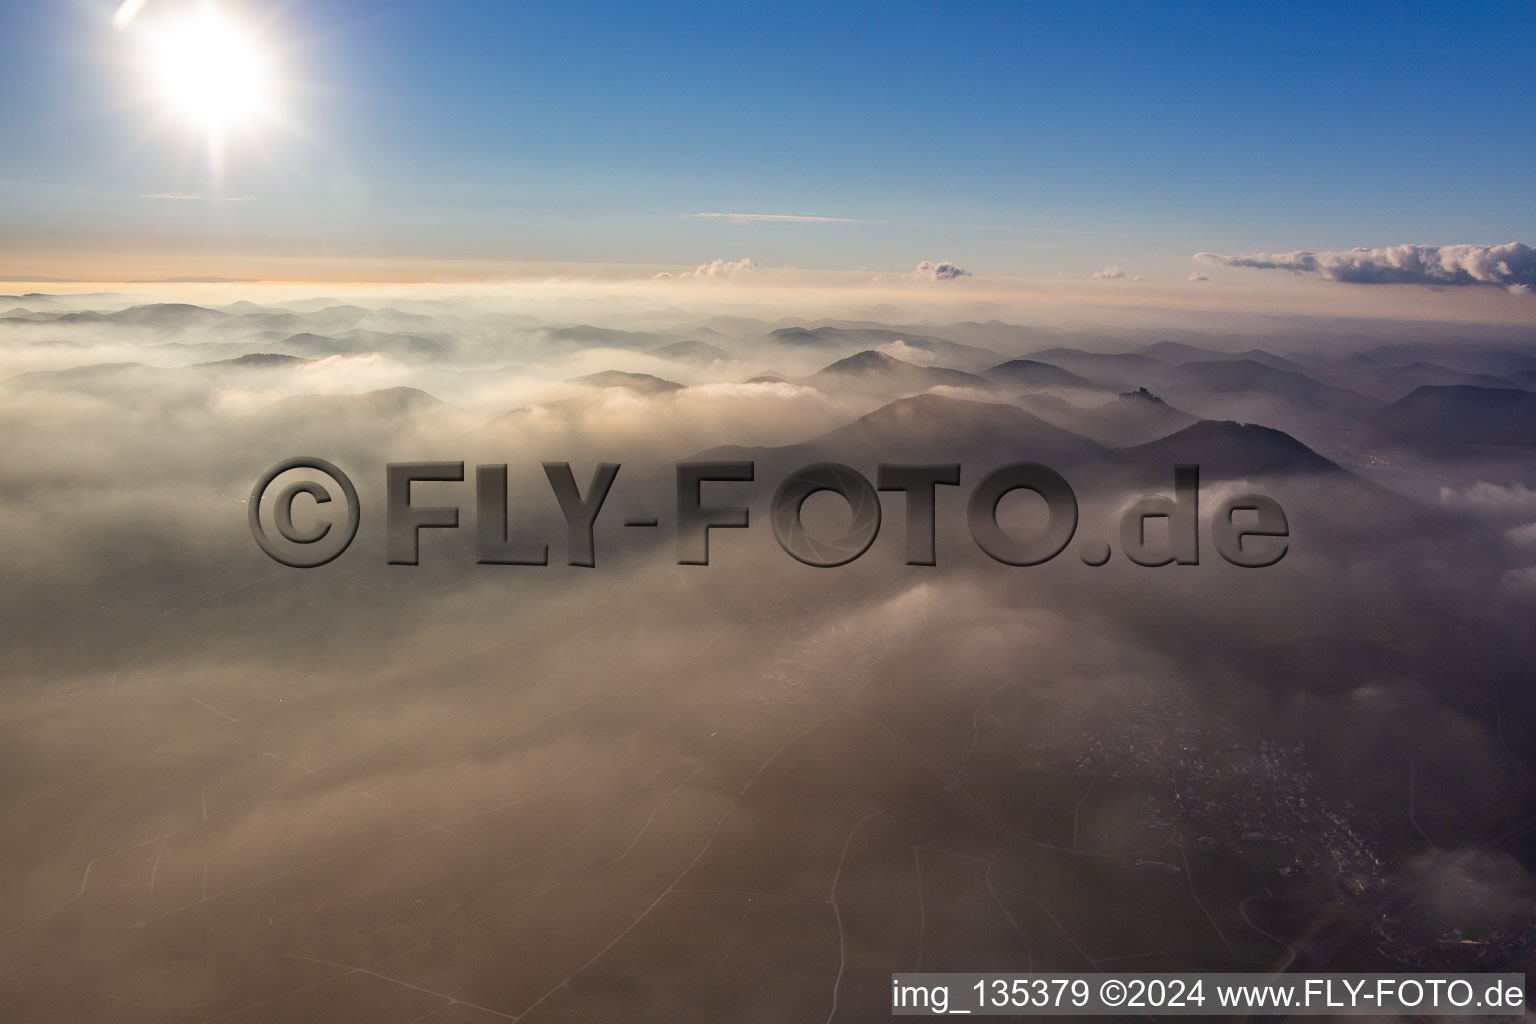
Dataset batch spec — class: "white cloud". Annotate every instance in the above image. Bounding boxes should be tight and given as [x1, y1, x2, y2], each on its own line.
[913, 260, 971, 280]
[875, 340, 937, 365]
[1195, 242, 1536, 293]
[1189, 272, 1209, 282]
[690, 257, 760, 278]
[1092, 265, 1125, 280]
[1438, 481, 1536, 514]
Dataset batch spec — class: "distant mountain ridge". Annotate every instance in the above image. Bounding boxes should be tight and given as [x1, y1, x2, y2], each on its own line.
[985, 358, 1105, 393]
[568, 370, 684, 394]
[803, 350, 996, 396]
[1017, 387, 1199, 446]
[769, 326, 1006, 371]
[1373, 385, 1536, 449]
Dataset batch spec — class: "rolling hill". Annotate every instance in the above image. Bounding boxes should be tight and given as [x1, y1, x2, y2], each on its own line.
[803, 350, 996, 396]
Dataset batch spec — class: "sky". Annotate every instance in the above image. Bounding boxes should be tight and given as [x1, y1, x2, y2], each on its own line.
[1, 0, 1533, 298]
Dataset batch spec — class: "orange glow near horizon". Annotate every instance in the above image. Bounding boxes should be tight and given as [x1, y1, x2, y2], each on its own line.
[3, 259, 1535, 329]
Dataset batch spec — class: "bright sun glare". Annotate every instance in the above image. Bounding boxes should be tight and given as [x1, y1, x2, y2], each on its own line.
[138, 4, 274, 134]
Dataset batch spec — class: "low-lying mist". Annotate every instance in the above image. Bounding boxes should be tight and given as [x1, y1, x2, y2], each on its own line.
[1, 289, 1533, 1021]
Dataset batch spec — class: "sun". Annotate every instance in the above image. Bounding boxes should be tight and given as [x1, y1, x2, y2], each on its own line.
[141, 5, 275, 135]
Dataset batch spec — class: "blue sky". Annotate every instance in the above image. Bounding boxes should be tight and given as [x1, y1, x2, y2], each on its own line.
[1, 0, 1532, 282]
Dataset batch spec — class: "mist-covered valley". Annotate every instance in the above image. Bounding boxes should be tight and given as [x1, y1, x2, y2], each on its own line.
[2, 290, 1534, 1022]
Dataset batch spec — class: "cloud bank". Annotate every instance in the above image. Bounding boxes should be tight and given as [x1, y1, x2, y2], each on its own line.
[1196, 242, 1535, 293]
[1, 289, 1534, 1017]
[1439, 481, 1536, 514]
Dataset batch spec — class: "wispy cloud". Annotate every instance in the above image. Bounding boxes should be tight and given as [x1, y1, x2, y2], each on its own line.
[1196, 242, 1535, 294]
[948, 222, 1125, 237]
[1092, 265, 1126, 280]
[684, 212, 870, 225]
[139, 193, 256, 202]
[1020, 225, 1124, 237]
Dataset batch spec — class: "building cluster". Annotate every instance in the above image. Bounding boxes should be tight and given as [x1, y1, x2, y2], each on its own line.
[1062, 681, 1536, 969]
